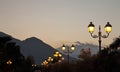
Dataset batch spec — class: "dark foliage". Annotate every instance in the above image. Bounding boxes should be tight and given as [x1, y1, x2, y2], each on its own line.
[110, 36, 120, 50]
[44, 36, 120, 72]
[0, 36, 34, 72]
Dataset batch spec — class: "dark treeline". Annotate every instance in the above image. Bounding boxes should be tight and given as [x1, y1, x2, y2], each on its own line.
[44, 36, 120, 72]
[0, 36, 120, 72]
[0, 36, 34, 72]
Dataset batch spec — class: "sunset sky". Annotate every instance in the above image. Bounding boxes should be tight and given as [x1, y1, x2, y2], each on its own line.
[0, 0, 120, 48]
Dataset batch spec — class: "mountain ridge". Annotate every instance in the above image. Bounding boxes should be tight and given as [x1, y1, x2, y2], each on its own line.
[0, 32, 57, 64]
[0, 32, 99, 64]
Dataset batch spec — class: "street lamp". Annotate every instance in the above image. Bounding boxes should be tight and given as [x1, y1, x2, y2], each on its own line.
[42, 60, 49, 66]
[48, 57, 53, 62]
[32, 64, 36, 67]
[62, 44, 75, 64]
[6, 59, 12, 72]
[47, 56, 53, 64]
[53, 51, 62, 63]
[6, 60, 12, 65]
[53, 51, 62, 57]
[88, 22, 112, 52]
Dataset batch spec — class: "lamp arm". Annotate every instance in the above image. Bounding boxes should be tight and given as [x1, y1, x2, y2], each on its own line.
[69, 51, 74, 53]
[68, 50, 74, 53]
[90, 33, 99, 38]
[62, 50, 73, 54]
[101, 33, 109, 38]
[62, 50, 68, 53]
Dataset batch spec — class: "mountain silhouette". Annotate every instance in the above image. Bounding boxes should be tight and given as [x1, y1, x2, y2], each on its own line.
[0, 32, 99, 64]
[0, 32, 57, 64]
[0, 32, 10, 36]
[22, 37, 57, 64]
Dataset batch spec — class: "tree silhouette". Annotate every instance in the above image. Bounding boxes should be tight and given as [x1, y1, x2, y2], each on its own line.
[0, 36, 34, 72]
[78, 48, 91, 60]
[110, 36, 120, 50]
[47, 36, 120, 72]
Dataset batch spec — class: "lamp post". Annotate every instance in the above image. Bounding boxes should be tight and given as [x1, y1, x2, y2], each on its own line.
[32, 64, 36, 67]
[6, 59, 12, 72]
[47, 57, 53, 64]
[53, 51, 62, 63]
[62, 44, 75, 64]
[53, 51, 62, 58]
[88, 22, 112, 53]
[42, 60, 49, 66]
